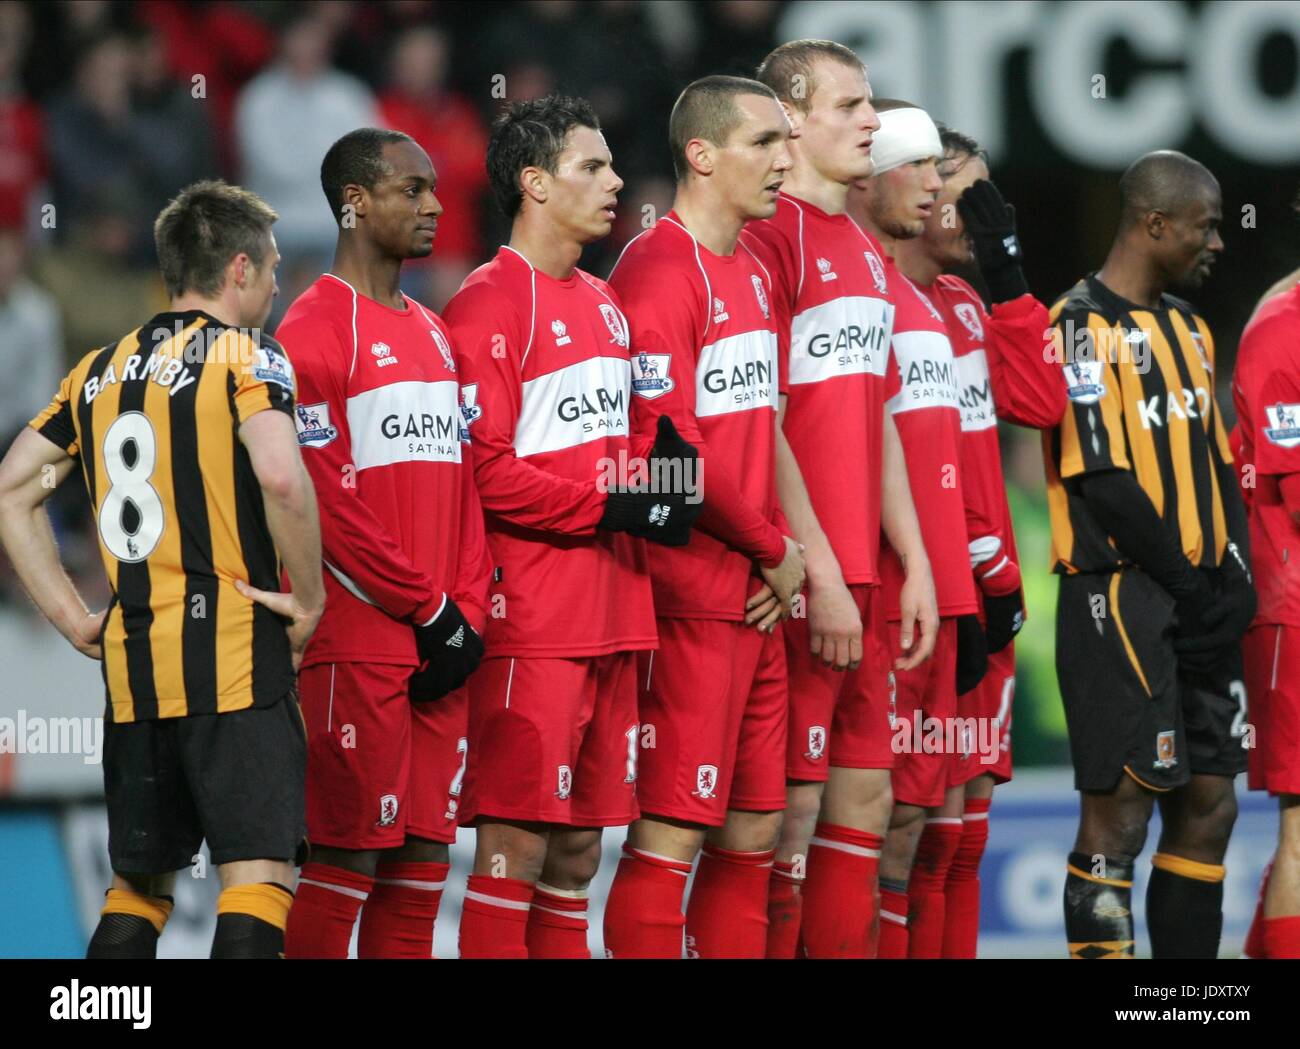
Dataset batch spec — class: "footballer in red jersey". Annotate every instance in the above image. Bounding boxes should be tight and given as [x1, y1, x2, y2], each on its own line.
[747, 41, 938, 959]
[849, 101, 988, 959]
[275, 129, 492, 959]
[443, 96, 702, 959]
[600, 76, 804, 959]
[892, 122, 1066, 958]
[1232, 275, 1300, 958]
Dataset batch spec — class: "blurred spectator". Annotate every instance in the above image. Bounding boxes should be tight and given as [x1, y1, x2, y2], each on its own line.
[0, 4, 46, 232]
[134, 0, 275, 175]
[32, 185, 168, 362]
[691, 0, 782, 78]
[131, 26, 219, 216]
[235, 11, 377, 316]
[0, 226, 62, 442]
[378, 25, 488, 307]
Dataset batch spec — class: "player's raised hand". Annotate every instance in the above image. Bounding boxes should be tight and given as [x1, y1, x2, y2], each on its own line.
[70, 609, 107, 660]
[896, 559, 938, 671]
[235, 579, 323, 671]
[808, 577, 863, 671]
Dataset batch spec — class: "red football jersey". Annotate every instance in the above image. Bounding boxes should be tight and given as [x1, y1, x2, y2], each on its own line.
[276, 274, 493, 668]
[610, 212, 785, 619]
[1232, 281, 1300, 626]
[741, 193, 899, 585]
[443, 246, 657, 657]
[930, 277, 1066, 600]
[880, 261, 979, 620]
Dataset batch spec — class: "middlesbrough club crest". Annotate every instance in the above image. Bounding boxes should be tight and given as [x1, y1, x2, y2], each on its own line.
[377, 793, 399, 826]
[805, 725, 826, 761]
[864, 250, 888, 294]
[430, 327, 456, 373]
[953, 302, 984, 341]
[599, 303, 629, 347]
[751, 274, 770, 319]
[555, 764, 573, 799]
[692, 764, 719, 799]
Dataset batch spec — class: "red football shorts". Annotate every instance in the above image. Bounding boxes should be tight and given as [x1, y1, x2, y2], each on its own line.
[949, 642, 1015, 787]
[460, 652, 640, 827]
[784, 583, 896, 781]
[634, 618, 787, 826]
[890, 616, 959, 808]
[298, 661, 467, 849]
[1244, 624, 1300, 796]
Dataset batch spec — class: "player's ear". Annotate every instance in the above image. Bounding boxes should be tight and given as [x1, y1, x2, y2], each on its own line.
[1145, 210, 1166, 240]
[685, 138, 713, 178]
[779, 100, 803, 135]
[343, 182, 368, 220]
[519, 165, 548, 207]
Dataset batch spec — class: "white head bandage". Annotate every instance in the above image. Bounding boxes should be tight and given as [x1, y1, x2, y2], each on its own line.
[870, 107, 942, 176]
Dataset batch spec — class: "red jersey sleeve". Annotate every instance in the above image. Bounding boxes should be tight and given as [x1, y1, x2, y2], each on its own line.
[444, 282, 608, 534]
[943, 279, 1065, 429]
[277, 314, 444, 623]
[1241, 312, 1300, 478]
[453, 438, 493, 634]
[959, 434, 1021, 596]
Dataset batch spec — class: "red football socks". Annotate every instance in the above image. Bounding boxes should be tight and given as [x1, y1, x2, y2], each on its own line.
[602, 843, 692, 958]
[459, 874, 534, 958]
[766, 859, 804, 958]
[285, 862, 373, 959]
[1243, 860, 1271, 958]
[878, 884, 909, 958]
[801, 822, 883, 958]
[909, 818, 964, 958]
[526, 883, 591, 959]
[1262, 915, 1300, 959]
[684, 844, 774, 958]
[943, 797, 991, 959]
[356, 860, 448, 959]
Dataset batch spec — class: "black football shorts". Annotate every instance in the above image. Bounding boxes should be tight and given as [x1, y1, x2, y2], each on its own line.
[103, 690, 307, 874]
[1055, 568, 1249, 792]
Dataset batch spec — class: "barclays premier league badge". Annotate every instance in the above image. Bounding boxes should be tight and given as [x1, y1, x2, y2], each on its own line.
[1064, 359, 1106, 404]
[631, 351, 674, 399]
[1264, 402, 1300, 448]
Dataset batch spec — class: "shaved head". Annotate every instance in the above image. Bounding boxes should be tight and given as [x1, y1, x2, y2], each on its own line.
[1118, 150, 1219, 228]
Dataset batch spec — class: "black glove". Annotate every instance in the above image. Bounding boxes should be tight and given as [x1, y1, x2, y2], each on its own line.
[1172, 543, 1256, 676]
[957, 179, 1030, 303]
[982, 590, 1025, 654]
[599, 415, 703, 547]
[410, 596, 485, 702]
[955, 613, 989, 695]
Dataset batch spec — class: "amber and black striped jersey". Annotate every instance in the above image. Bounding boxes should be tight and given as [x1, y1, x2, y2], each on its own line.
[30, 310, 298, 723]
[1043, 274, 1235, 575]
